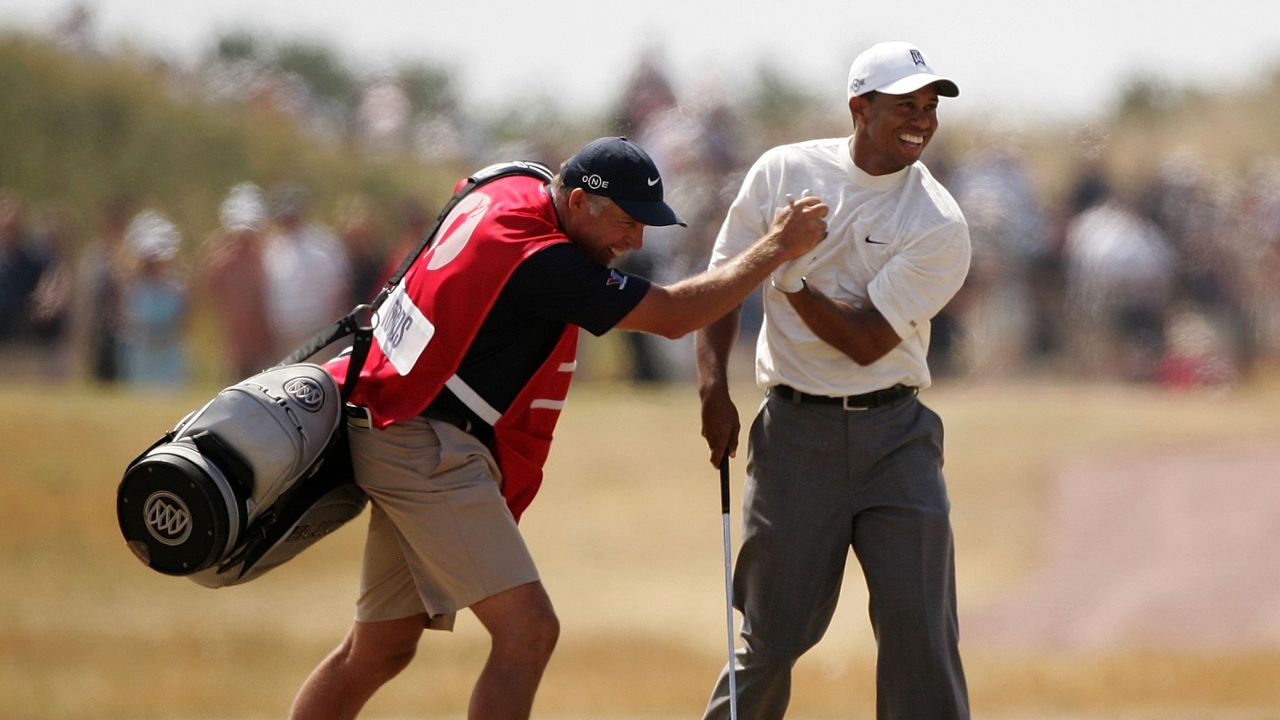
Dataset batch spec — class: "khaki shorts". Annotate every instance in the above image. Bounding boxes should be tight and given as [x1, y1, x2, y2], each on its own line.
[349, 415, 539, 631]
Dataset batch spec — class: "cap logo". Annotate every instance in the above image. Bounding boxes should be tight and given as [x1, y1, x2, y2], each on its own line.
[582, 174, 609, 190]
[910, 49, 927, 68]
[851, 77, 865, 93]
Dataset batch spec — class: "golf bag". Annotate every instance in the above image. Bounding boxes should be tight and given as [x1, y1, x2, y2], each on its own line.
[117, 363, 366, 588]
[116, 159, 554, 588]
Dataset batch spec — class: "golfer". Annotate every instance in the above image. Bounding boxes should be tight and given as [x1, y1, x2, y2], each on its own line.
[288, 137, 828, 720]
[696, 42, 971, 719]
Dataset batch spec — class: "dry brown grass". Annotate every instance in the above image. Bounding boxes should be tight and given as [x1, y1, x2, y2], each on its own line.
[3, 376, 1280, 719]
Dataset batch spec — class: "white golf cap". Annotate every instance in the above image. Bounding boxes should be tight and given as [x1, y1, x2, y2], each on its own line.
[847, 41, 959, 100]
[220, 182, 268, 232]
[126, 209, 182, 260]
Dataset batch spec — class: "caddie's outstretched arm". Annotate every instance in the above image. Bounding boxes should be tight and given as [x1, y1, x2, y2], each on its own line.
[617, 196, 828, 339]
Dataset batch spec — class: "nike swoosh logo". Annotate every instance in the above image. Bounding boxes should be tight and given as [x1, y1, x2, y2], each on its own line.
[864, 235, 888, 245]
[647, 177, 660, 187]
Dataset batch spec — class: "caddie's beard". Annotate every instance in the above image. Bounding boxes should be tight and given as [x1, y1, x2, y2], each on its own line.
[573, 235, 620, 267]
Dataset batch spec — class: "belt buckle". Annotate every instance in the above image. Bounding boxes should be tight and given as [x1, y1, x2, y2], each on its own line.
[841, 395, 871, 412]
[345, 403, 372, 428]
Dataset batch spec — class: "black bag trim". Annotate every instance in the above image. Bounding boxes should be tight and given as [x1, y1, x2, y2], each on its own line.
[215, 426, 355, 579]
[189, 430, 253, 493]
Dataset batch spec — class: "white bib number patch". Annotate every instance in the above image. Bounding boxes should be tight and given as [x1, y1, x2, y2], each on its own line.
[374, 283, 435, 376]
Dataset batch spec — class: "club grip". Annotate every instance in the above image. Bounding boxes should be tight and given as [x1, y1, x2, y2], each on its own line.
[719, 458, 730, 514]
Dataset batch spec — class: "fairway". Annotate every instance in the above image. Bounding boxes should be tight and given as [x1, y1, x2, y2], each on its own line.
[3, 377, 1279, 719]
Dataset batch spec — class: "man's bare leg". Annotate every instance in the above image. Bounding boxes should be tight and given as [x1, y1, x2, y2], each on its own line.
[467, 581, 560, 720]
[289, 614, 426, 720]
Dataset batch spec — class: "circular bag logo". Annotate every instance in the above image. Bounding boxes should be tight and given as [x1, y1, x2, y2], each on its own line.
[144, 491, 192, 546]
[284, 377, 325, 412]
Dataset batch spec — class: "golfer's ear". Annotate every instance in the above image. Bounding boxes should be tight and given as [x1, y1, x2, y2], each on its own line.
[849, 97, 866, 125]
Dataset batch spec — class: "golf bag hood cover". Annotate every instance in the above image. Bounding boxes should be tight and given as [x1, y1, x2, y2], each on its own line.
[117, 363, 345, 578]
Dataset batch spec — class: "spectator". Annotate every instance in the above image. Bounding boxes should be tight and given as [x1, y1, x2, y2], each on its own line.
[948, 146, 1048, 375]
[75, 197, 131, 383]
[119, 210, 189, 387]
[377, 197, 431, 289]
[0, 191, 50, 374]
[27, 205, 76, 379]
[0, 192, 42, 339]
[262, 184, 352, 361]
[1156, 304, 1239, 389]
[1062, 198, 1177, 382]
[336, 194, 387, 305]
[1140, 148, 1228, 304]
[355, 78, 412, 152]
[202, 182, 276, 379]
[611, 54, 689, 382]
[1229, 161, 1280, 370]
[1140, 148, 1247, 373]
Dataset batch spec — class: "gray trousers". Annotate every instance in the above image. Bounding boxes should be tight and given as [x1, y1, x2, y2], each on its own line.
[703, 390, 969, 720]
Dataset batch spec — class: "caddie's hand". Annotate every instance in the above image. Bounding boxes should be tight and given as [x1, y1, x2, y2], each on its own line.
[769, 190, 828, 261]
[700, 391, 740, 470]
[769, 190, 828, 292]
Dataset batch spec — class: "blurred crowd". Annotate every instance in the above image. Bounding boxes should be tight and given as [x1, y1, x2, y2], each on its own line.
[4, 6, 1278, 391]
[599, 58, 1280, 389]
[931, 145, 1280, 389]
[0, 182, 431, 387]
[6, 129, 1279, 394]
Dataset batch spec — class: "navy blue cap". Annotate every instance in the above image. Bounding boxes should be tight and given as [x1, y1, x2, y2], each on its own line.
[563, 137, 686, 227]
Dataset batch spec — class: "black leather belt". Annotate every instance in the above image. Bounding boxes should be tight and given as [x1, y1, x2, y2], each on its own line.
[773, 384, 917, 410]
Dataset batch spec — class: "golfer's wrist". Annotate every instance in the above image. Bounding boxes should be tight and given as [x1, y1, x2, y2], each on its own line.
[698, 377, 732, 401]
[771, 275, 806, 294]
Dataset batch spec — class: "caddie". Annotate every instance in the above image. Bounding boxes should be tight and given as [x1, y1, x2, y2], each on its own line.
[289, 136, 829, 720]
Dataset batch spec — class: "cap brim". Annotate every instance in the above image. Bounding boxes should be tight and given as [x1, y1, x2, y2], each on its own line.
[876, 73, 960, 97]
[613, 198, 687, 228]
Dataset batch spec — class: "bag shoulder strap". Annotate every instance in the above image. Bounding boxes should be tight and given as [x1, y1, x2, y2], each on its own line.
[378, 160, 554, 299]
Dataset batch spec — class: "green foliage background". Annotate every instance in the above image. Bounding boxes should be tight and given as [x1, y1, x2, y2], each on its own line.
[6, 28, 1280, 252]
[0, 34, 451, 247]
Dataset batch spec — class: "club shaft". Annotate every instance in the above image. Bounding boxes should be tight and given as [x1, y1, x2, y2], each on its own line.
[719, 460, 739, 720]
[721, 512, 738, 720]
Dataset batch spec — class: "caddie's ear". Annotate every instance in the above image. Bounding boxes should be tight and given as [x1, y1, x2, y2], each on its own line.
[566, 187, 589, 212]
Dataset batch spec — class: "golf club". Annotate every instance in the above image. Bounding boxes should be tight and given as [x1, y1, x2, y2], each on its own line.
[720, 457, 739, 720]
